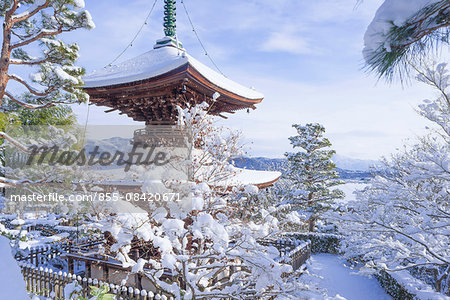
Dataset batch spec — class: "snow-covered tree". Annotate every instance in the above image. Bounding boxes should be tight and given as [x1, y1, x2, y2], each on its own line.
[0, 0, 94, 108]
[95, 104, 316, 299]
[363, 0, 449, 80]
[284, 123, 343, 232]
[335, 63, 450, 295]
[0, 0, 94, 186]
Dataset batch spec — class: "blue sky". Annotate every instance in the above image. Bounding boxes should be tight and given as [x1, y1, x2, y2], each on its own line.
[68, 0, 441, 160]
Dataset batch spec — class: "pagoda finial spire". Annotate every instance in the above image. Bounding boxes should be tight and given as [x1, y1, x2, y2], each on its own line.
[163, 0, 176, 37]
[154, 0, 183, 50]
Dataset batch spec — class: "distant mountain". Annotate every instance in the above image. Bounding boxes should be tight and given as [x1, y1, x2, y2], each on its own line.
[232, 155, 378, 171]
[85, 137, 132, 154]
[332, 154, 380, 171]
[231, 157, 287, 171]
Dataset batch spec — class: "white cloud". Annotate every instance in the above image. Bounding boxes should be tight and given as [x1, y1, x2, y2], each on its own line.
[260, 29, 314, 54]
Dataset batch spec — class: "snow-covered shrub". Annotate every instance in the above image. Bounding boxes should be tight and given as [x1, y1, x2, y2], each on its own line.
[282, 232, 341, 254]
[375, 271, 415, 300]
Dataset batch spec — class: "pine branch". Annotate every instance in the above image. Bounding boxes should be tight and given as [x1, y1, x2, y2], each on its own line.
[365, 1, 450, 80]
[10, 26, 64, 49]
[4, 91, 54, 109]
[9, 57, 49, 65]
[10, 0, 50, 24]
[7, 74, 54, 96]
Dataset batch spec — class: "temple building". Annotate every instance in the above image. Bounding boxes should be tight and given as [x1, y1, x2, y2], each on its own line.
[61, 1, 282, 290]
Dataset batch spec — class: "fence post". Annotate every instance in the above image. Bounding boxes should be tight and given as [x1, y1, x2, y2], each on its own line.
[38, 267, 44, 296]
[44, 268, 51, 297]
[141, 289, 148, 300]
[147, 291, 155, 300]
[119, 285, 127, 298]
[127, 286, 134, 299]
[81, 277, 88, 298]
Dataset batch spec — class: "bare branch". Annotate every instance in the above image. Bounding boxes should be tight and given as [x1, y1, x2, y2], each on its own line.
[5, 0, 20, 20]
[0, 175, 50, 187]
[0, 131, 31, 153]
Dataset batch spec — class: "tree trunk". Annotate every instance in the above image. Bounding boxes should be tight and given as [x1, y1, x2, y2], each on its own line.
[0, 5, 15, 104]
[308, 217, 315, 232]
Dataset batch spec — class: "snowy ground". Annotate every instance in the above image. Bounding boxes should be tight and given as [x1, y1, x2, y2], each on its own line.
[0, 236, 30, 300]
[304, 254, 392, 300]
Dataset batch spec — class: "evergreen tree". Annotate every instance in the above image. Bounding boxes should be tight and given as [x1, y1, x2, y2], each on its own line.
[364, 0, 449, 80]
[0, 0, 94, 186]
[0, 0, 95, 110]
[284, 123, 343, 232]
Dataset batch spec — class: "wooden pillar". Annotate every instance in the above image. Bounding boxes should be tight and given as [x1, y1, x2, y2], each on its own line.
[135, 273, 142, 290]
[103, 263, 109, 282]
[68, 257, 74, 274]
[86, 261, 91, 278]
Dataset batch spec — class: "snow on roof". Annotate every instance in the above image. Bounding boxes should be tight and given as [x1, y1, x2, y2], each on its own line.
[82, 166, 281, 188]
[216, 167, 281, 187]
[83, 46, 264, 100]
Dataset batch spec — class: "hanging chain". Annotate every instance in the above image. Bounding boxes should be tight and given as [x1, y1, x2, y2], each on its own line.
[164, 0, 177, 37]
[105, 0, 159, 67]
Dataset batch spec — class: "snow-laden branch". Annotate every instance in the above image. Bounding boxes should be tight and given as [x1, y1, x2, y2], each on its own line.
[11, 27, 64, 49]
[334, 63, 450, 295]
[11, 0, 50, 24]
[4, 91, 54, 109]
[9, 57, 49, 66]
[8, 74, 54, 97]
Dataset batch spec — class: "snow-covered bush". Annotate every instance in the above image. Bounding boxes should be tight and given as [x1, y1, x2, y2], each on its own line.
[335, 63, 450, 296]
[282, 232, 341, 254]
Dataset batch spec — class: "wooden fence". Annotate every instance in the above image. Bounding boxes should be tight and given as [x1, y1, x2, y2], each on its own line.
[15, 245, 68, 267]
[16, 237, 310, 299]
[19, 263, 170, 300]
[259, 238, 311, 271]
[15, 238, 104, 267]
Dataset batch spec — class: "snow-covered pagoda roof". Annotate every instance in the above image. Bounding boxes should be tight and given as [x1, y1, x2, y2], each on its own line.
[84, 166, 281, 190]
[83, 44, 263, 124]
[84, 46, 263, 101]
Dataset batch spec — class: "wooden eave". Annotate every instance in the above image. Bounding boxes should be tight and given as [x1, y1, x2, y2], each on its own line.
[84, 62, 263, 123]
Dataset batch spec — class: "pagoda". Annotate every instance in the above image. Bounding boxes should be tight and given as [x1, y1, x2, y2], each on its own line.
[61, 2, 282, 290]
[83, 1, 263, 124]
